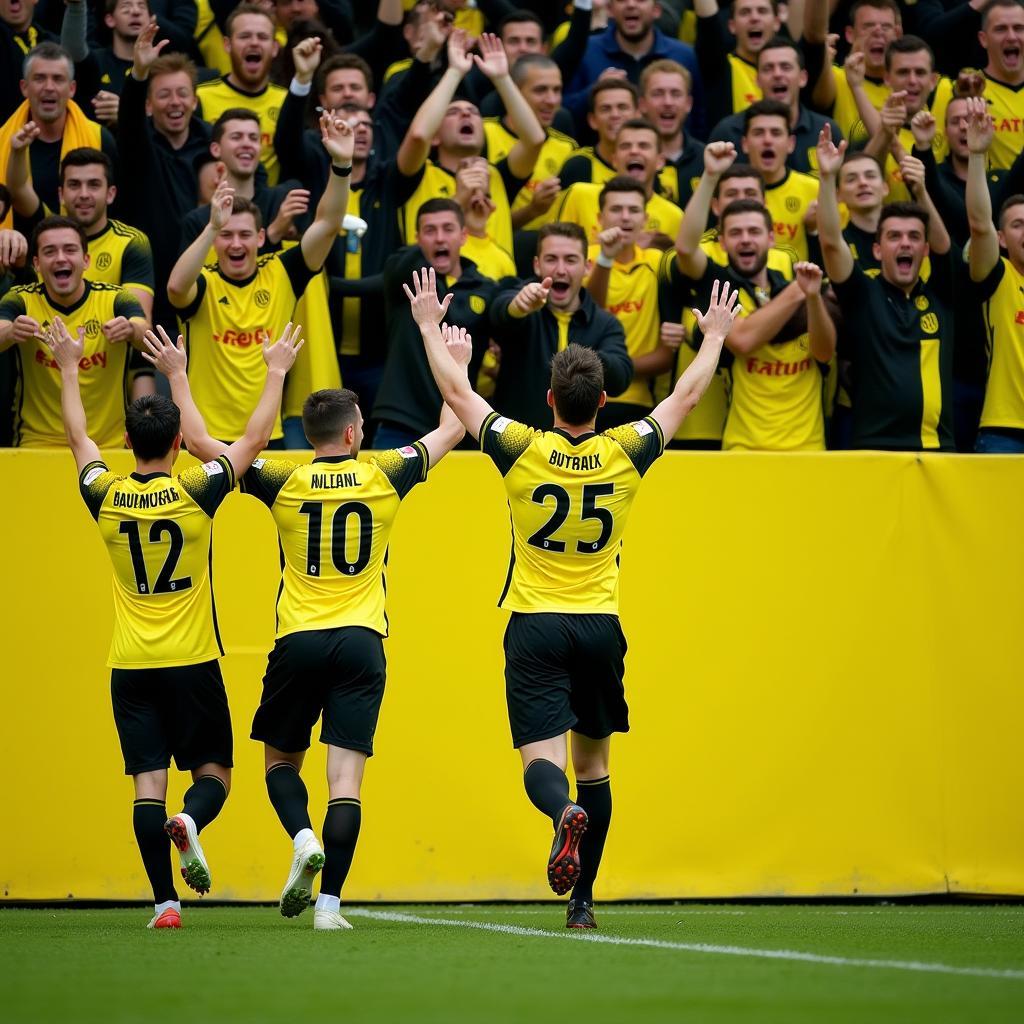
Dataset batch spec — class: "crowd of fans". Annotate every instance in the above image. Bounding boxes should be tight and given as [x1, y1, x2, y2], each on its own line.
[0, 0, 1022, 452]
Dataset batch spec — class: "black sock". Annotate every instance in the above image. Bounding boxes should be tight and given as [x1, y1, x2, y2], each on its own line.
[321, 798, 361, 898]
[572, 776, 611, 904]
[181, 775, 228, 833]
[265, 763, 312, 839]
[523, 758, 571, 826]
[133, 799, 177, 904]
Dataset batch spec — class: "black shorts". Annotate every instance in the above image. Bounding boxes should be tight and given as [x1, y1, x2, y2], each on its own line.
[503, 612, 629, 748]
[110, 660, 233, 776]
[250, 627, 386, 756]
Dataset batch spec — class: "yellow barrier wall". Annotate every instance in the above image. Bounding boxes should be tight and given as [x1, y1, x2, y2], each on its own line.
[1, 449, 1022, 901]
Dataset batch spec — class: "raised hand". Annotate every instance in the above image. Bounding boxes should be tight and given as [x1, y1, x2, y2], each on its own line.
[511, 276, 552, 316]
[965, 95, 994, 154]
[268, 188, 311, 241]
[447, 28, 474, 77]
[898, 153, 925, 196]
[880, 90, 908, 135]
[793, 261, 823, 296]
[597, 225, 629, 261]
[133, 18, 169, 77]
[9, 314, 41, 344]
[910, 109, 936, 150]
[209, 179, 235, 232]
[692, 279, 741, 339]
[0, 229, 28, 272]
[530, 176, 561, 216]
[816, 123, 847, 177]
[441, 322, 473, 367]
[263, 322, 305, 374]
[843, 50, 865, 88]
[403, 266, 454, 326]
[41, 316, 85, 369]
[101, 316, 135, 344]
[319, 110, 355, 167]
[141, 325, 187, 376]
[91, 90, 120, 125]
[10, 120, 39, 151]
[703, 141, 737, 177]
[473, 32, 509, 80]
[292, 36, 322, 85]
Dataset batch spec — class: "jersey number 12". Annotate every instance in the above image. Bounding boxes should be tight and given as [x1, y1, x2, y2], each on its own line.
[118, 520, 193, 594]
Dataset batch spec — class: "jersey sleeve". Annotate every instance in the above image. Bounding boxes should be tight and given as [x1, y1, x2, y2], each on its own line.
[177, 454, 237, 517]
[78, 461, 117, 521]
[369, 442, 429, 500]
[604, 417, 665, 478]
[966, 256, 1007, 303]
[278, 244, 317, 296]
[114, 289, 146, 321]
[174, 271, 208, 321]
[479, 411, 538, 476]
[239, 457, 299, 508]
[0, 289, 26, 322]
[121, 233, 156, 295]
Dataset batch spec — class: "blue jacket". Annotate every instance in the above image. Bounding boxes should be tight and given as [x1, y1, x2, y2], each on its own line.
[564, 23, 706, 140]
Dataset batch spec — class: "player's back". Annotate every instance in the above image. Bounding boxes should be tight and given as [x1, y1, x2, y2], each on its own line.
[79, 455, 236, 669]
[241, 446, 428, 638]
[480, 414, 665, 615]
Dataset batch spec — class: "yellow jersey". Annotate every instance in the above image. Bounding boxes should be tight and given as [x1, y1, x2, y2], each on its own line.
[0, 281, 145, 448]
[728, 52, 762, 113]
[195, 76, 287, 185]
[240, 446, 429, 638]
[978, 256, 1024, 431]
[764, 169, 818, 263]
[485, 119, 577, 230]
[831, 67, 890, 147]
[194, 0, 231, 76]
[586, 244, 662, 408]
[557, 182, 682, 245]
[462, 233, 516, 281]
[480, 411, 665, 615]
[85, 220, 154, 298]
[401, 159, 515, 255]
[175, 247, 315, 442]
[282, 263, 341, 421]
[79, 453, 235, 668]
[983, 74, 1024, 171]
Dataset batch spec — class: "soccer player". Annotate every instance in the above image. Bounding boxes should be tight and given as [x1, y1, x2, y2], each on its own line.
[963, 96, 1024, 452]
[408, 264, 738, 928]
[167, 112, 353, 445]
[47, 313, 302, 929]
[142, 325, 466, 930]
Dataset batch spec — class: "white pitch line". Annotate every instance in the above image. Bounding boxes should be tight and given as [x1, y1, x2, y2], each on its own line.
[419, 907, 1024, 918]
[345, 908, 1024, 981]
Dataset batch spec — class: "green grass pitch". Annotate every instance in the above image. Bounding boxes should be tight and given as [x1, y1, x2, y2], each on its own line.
[2, 904, 1022, 1023]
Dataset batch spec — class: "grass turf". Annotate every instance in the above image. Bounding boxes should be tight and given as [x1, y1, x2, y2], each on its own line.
[1, 904, 1021, 1023]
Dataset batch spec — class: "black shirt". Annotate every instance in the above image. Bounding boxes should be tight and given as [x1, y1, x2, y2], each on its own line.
[832, 254, 956, 451]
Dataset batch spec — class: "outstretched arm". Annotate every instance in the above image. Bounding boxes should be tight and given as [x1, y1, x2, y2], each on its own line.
[168, 179, 233, 309]
[43, 318, 102, 473]
[5, 121, 42, 217]
[405, 266, 493, 439]
[675, 142, 735, 278]
[816, 125, 854, 284]
[898, 152, 950, 256]
[794, 261, 837, 362]
[964, 96, 1000, 282]
[299, 113, 355, 272]
[650, 280, 740, 440]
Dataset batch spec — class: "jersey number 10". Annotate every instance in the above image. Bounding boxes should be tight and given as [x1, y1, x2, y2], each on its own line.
[299, 500, 373, 576]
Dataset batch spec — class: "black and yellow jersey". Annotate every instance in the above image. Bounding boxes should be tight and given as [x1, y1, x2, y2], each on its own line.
[85, 219, 155, 297]
[194, 0, 231, 75]
[557, 182, 682, 246]
[831, 67, 891, 148]
[727, 52, 762, 113]
[764, 169, 818, 263]
[0, 281, 145, 447]
[974, 256, 1024, 431]
[79, 454, 235, 669]
[195, 75, 287, 185]
[480, 412, 664, 615]
[983, 74, 1024, 171]
[174, 246, 315, 442]
[240, 446, 428, 638]
[586, 244, 662, 408]
[558, 146, 617, 189]
[485, 119, 577, 230]
[462, 233, 516, 281]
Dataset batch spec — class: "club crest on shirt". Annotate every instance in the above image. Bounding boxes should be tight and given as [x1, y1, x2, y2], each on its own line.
[470, 295, 485, 314]
[96, 252, 112, 271]
[254, 289, 271, 308]
[920, 313, 939, 334]
[915, 295, 929, 311]
[785, 196, 800, 213]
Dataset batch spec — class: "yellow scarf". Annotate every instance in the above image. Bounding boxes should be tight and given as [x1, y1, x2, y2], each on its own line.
[0, 99, 102, 229]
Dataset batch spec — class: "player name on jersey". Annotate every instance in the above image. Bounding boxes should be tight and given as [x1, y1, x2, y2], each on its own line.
[309, 471, 360, 489]
[112, 486, 182, 509]
[548, 451, 602, 471]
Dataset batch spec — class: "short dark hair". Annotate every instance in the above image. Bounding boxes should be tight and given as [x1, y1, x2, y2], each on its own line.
[743, 98, 791, 132]
[148, 53, 197, 89]
[848, 0, 901, 26]
[228, 196, 263, 230]
[997, 193, 1024, 229]
[979, 0, 1023, 29]
[884, 35, 934, 71]
[31, 215, 89, 257]
[730, 0, 780, 12]
[126, 395, 181, 460]
[416, 197, 464, 227]
[499, 9, 544, 34]
[876, 201, 929, 239]
[840, 150, 884, 175]
[550, 345, 605, 426]
[757, 35, 804, 68]
[537, 221, 588, 258]
[212, 107, 261, 143]
[317, 53, 374, 96]
[587, 77, 640, 113]
[105, 0, 151, 13]
[225, 1, 275, 35]
[23, 42, 74, 80]
[302, 389, 360, 446]
[599, 175, 648, 209]
[719, 199, 774, 234]
[714, 163, 765, 198]
[511, 53, 558, 87]
[61, 147, 115, 186]
[616, 117, 661, 149]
